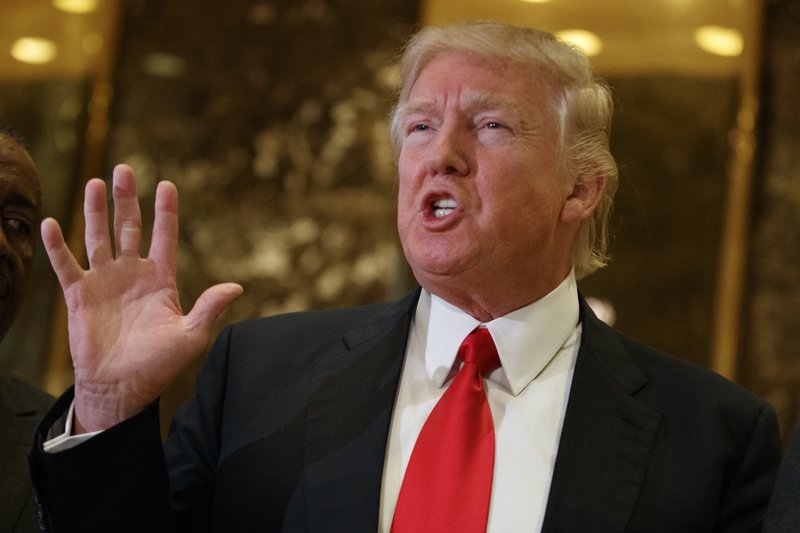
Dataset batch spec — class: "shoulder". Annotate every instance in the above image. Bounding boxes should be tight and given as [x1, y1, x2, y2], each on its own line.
[621, 333, 768, 414]
[225, 289, 420, 344]
[578, 298, 772, 423]
[579, 309, 780, 494]
[200, 289, 420, 375]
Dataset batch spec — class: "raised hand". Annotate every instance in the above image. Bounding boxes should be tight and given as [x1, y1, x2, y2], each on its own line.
[42, 164, 243, 433]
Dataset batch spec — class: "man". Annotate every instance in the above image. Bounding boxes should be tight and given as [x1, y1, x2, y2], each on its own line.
[0, 125, 52, 532]
[30, 22, 780, 532]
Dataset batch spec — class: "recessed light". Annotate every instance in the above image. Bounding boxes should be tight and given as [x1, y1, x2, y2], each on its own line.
[52, 0, 100, 14]
[10, 37, 58, 65]
[555, 29, 603, 57]
[694, 26, 743, 57]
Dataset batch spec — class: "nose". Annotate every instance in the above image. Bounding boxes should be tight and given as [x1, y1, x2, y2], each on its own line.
[425, 122, 470, 177]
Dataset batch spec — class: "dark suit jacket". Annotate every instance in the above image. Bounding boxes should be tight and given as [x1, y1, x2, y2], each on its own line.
[0, 374, 52, 533]
[763, 422, 800, 532]
[30, 290, 781, 532]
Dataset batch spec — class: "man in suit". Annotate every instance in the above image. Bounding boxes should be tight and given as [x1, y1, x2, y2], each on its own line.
[0, 125, 53, 532]
[30, 22, 780, 532]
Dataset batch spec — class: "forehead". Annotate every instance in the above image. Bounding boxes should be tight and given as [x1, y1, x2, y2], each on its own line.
[0, 136, 41, 207]
[406, 50, 557, 115]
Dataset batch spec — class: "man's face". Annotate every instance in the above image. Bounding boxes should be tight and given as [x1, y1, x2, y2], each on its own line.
[396, 51, 582, 311]
[0, 136, 41, 339]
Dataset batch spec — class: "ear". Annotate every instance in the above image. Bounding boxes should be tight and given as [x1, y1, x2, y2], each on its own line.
[560, 174, 606, 223]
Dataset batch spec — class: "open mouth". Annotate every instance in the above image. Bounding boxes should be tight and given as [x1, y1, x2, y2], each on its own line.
[430, 197, 457, 218]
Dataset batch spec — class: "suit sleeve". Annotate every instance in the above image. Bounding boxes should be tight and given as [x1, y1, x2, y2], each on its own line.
[28, 389, 174, 533]
[715, 400, 782, 532]
[28, 326, 236, 533]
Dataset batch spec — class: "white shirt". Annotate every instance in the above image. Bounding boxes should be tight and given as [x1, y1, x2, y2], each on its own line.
[379, 272, 581, 532]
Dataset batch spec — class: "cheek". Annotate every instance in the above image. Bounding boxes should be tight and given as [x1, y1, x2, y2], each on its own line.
[396, 157, 419, 207]
[482, 180, 565, 236]
[13, 242, 36, 272]
[396, 176, 414, 235]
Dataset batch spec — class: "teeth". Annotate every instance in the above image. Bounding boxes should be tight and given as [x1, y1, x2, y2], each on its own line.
[431, 198, 457, 218]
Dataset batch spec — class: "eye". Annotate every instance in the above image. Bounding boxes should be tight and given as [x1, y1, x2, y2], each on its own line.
[4, 216, 32, 235]
[484, 121, 505, 129]
[409, 123, 430, 133]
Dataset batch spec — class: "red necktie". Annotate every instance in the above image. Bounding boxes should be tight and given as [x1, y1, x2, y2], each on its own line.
[391, 327, 501, 533]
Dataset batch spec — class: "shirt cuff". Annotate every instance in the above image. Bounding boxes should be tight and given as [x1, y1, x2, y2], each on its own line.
[43, 400, 103, 453]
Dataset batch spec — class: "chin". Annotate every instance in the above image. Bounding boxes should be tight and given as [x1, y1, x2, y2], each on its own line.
[403, 234, 470, 268]
[408, 257, 470, 288]
[407, 249, 458, 274]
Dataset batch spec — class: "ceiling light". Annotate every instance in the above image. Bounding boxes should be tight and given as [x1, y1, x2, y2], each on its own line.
[10, 37, 58, 65]
[555, 29, 603, 57]
[694, 26, 743, 57]
[52, 0, 100, 14]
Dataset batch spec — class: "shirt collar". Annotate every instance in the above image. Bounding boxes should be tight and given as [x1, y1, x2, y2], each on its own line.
[415, 270, 580, 396]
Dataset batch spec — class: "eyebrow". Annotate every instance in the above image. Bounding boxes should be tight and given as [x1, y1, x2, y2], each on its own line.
[462, 90, 525, 118]
[397, 99, 437, 122]
[0, 183, 41, 215]
[400, 90, 529, 126]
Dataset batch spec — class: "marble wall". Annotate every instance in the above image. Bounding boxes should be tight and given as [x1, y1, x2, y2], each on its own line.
[578, 75, 737, 372]
[741, 0, 800, 442]
[101, 0, 420, 428]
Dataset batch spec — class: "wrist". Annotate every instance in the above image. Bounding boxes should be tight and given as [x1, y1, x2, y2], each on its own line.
[73, 379, 148, 433]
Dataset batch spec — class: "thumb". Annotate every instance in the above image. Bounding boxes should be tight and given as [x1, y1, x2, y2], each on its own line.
[185, 283, 244, 333]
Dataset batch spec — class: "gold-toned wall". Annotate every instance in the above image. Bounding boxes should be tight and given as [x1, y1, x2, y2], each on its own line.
[96, 0, 421, 430]
[741, 0, 800, 442]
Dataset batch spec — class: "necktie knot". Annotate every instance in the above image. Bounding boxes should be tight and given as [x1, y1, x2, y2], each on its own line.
[458, 327, 501, 376]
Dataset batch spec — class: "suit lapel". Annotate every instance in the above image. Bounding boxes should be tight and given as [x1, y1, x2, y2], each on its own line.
[301, 290, 419, 533]
[542, 298, 662, 532]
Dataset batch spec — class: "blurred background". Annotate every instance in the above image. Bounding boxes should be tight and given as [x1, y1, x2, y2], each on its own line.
[1, 0, 798, 444]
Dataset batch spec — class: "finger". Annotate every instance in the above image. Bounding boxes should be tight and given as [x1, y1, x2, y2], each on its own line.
[149, 180, 179, 270]
[84, 178, 113, 268]
[112, 164, 143, 258]
[184, 283, 244, 334]
[41, 218, 84, 289]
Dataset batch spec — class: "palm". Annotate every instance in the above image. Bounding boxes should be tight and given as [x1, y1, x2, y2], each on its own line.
[42, 165, 242, 431]
[67, 257, 188, 402]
